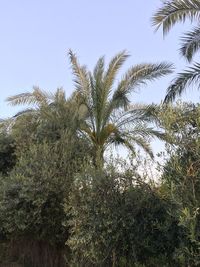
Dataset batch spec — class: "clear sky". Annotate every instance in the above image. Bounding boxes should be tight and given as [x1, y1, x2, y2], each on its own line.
[0, 0, 199, 124]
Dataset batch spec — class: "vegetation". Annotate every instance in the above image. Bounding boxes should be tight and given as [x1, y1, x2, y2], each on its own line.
[153, 0, 200, 102]
[1, 0, 200, 266]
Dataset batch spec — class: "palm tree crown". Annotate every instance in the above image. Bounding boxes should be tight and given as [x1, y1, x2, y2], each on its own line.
[68, 50, 173, 165]
[6, 50, 173, 166]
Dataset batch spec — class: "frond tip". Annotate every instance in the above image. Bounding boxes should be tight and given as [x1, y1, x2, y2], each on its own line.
[180, 26, 200, 62]
[164, 62, 200, 102]
[6, 87, 53, 106]
[152, 0, 200, 35]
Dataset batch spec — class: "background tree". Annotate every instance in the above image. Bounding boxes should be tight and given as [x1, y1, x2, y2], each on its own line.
[157, 102, 200, 265]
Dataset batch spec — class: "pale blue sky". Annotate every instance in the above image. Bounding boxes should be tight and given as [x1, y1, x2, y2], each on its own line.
[0, 0, 198, 120]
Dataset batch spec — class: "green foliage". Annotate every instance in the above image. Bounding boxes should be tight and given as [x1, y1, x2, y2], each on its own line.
[158, 103, 200, 265]
[67, 164, 183, 266]
[0, 133, 16, 175]
[153, 0, 200, 102]
[68, 50, 173, 165]
[0, 132, 88, 266]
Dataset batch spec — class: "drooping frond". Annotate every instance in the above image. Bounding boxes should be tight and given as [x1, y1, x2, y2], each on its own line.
[68, 49, 90, 93]
[152, 0, 200, 35]
[7, 92, 35, 106]
[125, 124, 167, 142]
[180, 26, 200, 61]
[109, 129, 154, 158]
[164, 62, 200, 102]
[13, 108, 36, 118]
[112, 62, 173, 109]
[115, 104, 160, 129]
[129, 136, 154, 158]
[101, 63, 172, 128]
[7, 87, 52, 106]
[111, 135, 136, 154]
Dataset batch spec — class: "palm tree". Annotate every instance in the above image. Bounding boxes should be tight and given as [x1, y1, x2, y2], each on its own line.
[5, 86, 81, 143]
[68, 50, 173, 166]
[152, 0, 200, 102]
[7, 51, 173, 167]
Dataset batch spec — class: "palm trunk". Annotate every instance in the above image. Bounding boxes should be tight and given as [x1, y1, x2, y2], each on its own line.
[93, 146, 104, 169]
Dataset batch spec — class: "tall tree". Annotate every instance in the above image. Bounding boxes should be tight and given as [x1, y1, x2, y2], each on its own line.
[153, 0, 200, 102]
[6, 51, 173, 166]
[68, 50, 173, 166]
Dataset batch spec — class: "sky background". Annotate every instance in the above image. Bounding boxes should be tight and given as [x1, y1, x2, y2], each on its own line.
[0, 0, 199, 155]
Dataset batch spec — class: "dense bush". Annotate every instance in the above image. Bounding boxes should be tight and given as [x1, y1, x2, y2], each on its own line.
[0, 133, 16, 175]
[158, 103, 200, 266]
[0, 133, 88, 267]
[67, 165, 184, 266]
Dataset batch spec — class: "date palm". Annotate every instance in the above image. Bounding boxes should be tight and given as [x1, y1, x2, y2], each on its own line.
[68, 50, 173, 166]
[5, 87, 80, 141]
[153, 0, 200, 102]
[6, 51, 173, 166]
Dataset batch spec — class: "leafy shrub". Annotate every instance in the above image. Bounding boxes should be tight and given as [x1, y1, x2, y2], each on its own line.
[0, 134, 87, 267]
[67, 165, 183, 266]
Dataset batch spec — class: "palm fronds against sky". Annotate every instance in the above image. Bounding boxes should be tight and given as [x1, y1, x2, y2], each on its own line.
[153, 0, 200, 102]
[68, 50, 173, 164]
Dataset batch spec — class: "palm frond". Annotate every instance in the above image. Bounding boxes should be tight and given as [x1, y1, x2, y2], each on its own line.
[113, 62, 173, 109]
[108, 132, 135, 153]
[7, 87, 52, 106]
[129, 136, 154, 158]
[93, 56, 105, 128]
[13, 108, 36, 118]
[102, 61, 171, 128]
[115, 104, 160, 129]
[92, 51, 130, 132]
[152, 0, 200, 35]
[7, 92, 34, 106]
[125, 124, 166, 142]
[164, 62, 200, 102]
[109, 130, 154, 158]
[93, 56, 105, 83]
[180, 26, 200, 61]
[104, 50, 129, 92]
[68, 49, 90, 93]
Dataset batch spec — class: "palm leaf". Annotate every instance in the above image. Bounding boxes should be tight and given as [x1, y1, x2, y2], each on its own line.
[102, 63, 172, 129]
[109, 130, 154, 158]
[104, 50, 129, 92]
[7, 87, 53, 106]
[129, 136, 154, 158]
[152, 0, 200, 35]
[180, 26, 200, 61]
[112, 62, 173, 109]
[164, 62, 200, 102]
[13, 108, 37, 118]
[115, 104, 160, 128]
[68, 49, 90, 93]
[125, 124, 167, 141]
